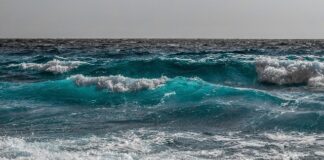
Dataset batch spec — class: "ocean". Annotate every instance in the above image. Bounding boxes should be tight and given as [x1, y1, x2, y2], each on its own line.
[0, 39, 323, 159]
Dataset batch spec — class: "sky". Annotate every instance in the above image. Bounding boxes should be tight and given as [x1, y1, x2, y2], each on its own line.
[1, 0, 324, 39]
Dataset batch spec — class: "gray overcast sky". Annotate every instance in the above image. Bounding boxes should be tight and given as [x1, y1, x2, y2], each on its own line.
[1, 0, 324, 38]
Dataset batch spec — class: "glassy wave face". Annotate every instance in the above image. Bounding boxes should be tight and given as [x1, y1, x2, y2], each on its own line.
[0, 39, 324, 159]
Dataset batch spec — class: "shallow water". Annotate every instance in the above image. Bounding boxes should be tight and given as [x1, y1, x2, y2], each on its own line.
[0, 39, 323, 159]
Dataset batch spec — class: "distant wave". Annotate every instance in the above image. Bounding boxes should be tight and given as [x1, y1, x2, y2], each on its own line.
[9, 59, 86, 74]
[256, 57, 324, 86]
[70, 74, 168, 92]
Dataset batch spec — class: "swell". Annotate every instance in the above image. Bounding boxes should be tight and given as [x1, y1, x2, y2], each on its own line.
[2, 55, 257, 86]
[84, 56, 258, 87]
[0, 75, 280, 106]
[6, 54, 324, 88]
[1, 75, 323, 131]
[86, 55, 324, 88]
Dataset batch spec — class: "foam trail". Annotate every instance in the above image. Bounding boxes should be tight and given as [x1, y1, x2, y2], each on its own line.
[70, 74, 168, 92]
[11, 59, 85, 74]
[256, 57, 324, 86]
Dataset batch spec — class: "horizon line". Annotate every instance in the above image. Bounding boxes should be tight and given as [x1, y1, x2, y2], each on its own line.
[1, 38, 324, 40]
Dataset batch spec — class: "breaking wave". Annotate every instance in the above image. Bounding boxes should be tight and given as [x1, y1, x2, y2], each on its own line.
[10, 59, 85, 74]
[256, 57, 324, 86]
[70, 74, 168, 92]
[0, 75, 281, 106]
[308, 75, 324, 87]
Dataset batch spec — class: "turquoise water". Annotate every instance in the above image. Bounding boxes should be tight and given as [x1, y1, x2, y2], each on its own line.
[0, 39, 323, 159]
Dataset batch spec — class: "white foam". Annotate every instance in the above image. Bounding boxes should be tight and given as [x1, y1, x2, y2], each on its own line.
[1, 130, 323, 160]
[70, 74, 168, 92]
[256, 57, 324, 86]
[264, 132, 317, 145]
[12, 59, 85, 74]
[308, 75, 324, 87]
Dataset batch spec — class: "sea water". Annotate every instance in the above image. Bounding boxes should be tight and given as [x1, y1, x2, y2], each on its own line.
[0, 39, 323, 159]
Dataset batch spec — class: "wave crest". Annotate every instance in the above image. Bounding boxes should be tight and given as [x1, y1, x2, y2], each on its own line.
[256, 57, 324, 86]
[308, 75, 324, 87]
[12, 59, 85, 74]
[70, 74, 168, 92]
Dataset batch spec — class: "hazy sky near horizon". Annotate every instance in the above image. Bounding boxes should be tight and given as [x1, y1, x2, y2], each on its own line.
[1, 0, 324, 38]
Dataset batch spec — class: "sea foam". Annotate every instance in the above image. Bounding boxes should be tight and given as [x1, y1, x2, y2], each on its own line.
[1, 130, 323, 160]
[12, 59, 85, 74]
[70, 74, 168, 92]
[256, 57, 324, 86]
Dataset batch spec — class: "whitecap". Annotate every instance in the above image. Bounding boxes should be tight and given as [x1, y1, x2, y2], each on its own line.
[256, 56, 324, 87]
[308, 75, 324, 87]
[10, 59, 85, 74]
[70, 74, 168, 92]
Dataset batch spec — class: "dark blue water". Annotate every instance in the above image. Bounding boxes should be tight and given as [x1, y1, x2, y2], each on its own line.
[0, 39, 323, 159]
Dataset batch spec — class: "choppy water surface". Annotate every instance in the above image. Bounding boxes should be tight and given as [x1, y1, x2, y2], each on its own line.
[0, 39, 323, 159]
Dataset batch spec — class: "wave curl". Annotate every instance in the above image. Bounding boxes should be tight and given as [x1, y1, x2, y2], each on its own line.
[70, 74, 168, 92]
